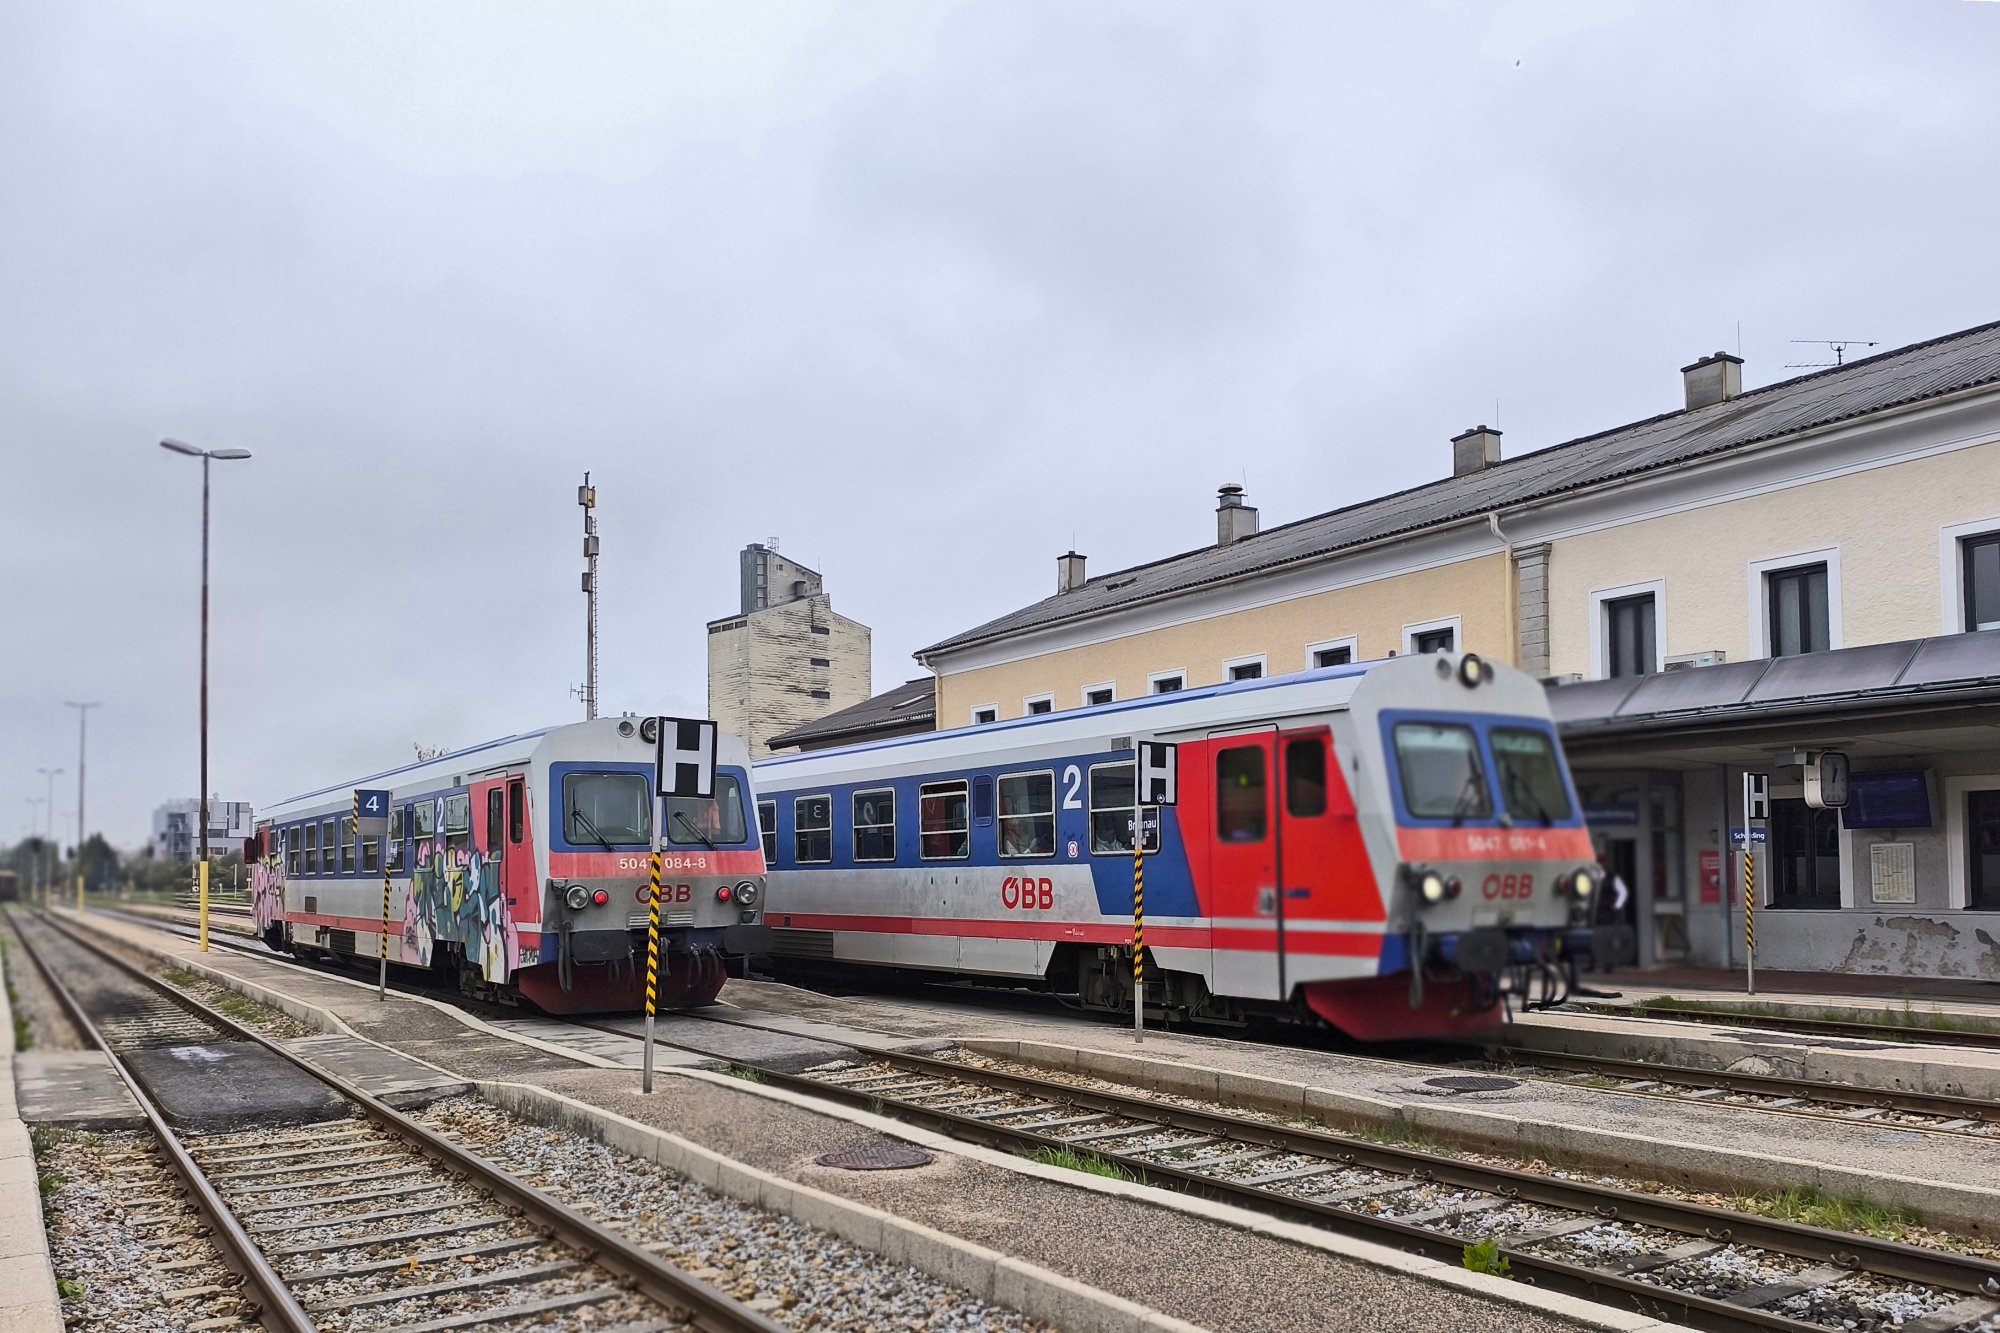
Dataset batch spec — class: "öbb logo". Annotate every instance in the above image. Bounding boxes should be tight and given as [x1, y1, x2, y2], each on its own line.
[1001, 876, 1054, 910]
[1481, 873, 1535, 901]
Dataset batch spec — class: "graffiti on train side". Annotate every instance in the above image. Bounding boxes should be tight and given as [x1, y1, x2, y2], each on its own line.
[409, 795, 517, 983]
[251, 856, 284, 931]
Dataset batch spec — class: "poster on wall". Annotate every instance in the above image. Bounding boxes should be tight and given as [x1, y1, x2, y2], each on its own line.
[1869, 843, 1917, 904]
[1698, 849, 1734, 905]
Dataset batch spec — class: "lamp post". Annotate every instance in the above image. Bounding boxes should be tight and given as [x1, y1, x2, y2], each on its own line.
[24, 797, 44, 902]
[160, 438, 252, 951]
[36, 768, 62, 905]
[65, 702, 99, 909]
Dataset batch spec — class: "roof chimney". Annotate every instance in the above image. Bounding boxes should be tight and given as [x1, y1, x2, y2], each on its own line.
[1216, 484, 1259, 546]
[1056, 550, 1087, 595]
[1681, 351, 1743, 410]
[1451, 425, 1502, 478]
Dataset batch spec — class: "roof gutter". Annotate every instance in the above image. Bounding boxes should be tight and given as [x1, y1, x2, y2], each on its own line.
[1557, 680, 2000, 745]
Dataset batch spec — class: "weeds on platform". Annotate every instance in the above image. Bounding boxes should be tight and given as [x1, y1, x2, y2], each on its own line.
[1734, 1185, 1921, 1240]
[727, 1066, 767, 1083]
[1461, 1236, 1511, 1279]
[1030, 1146, 1137, 1181]
[1, 935, 28, 1051]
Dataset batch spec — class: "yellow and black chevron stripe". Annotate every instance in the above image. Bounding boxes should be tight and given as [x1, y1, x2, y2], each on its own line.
[645, 850, 663, 1017]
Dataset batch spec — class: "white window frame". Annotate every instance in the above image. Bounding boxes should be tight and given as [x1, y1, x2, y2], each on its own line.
[917, 779, 971, 861]
[970, 703, 999, 726]
[1402, 616, 1461, 656]
[1147, 668, 1188, 695]
[850, 787, 896, 863]
[1022, 692, 1055, 716]
[1306, 636, 1358, 670]
[1080, 681, 1117, 707]
[792, 794, 833, 865]
[1943, 773, 2000, 910]
[1748, 548, 1842, 658]
[1222, 653, 1267, 682]
[1940, 517, 2000, 634]
[996, 768, 1058, 859]
[1588, 579, 1667, 680]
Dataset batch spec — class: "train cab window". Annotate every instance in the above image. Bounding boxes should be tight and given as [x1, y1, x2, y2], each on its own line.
[1393, 722, 1491, 820]
[919, 781, 969, 859]
[794, 796, 832, 863]
[1284, 740, 1328, 818]
[287, 827, 303, 877]
[320, 819, 336, 873]
[1216, 747, 1268, 841]
[444, 794, 471, 857]
[666, 775, 749, 847]
[508, 780, 525, 845]
[756, 801, 777, 864]
[852, 789, 896, 861]
[1088, 763, 1158, 854]
[563, 772, 649, 845]
[1489, 728, 1574, 824]
[997, 772, 1055, 858]
[486, 789, 505, 851]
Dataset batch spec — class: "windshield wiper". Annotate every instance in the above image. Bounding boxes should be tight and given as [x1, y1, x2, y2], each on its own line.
[568, 808, 619, 852]
[1448, 770, 1489, 827]
[1504, 768, 1554, 827]
[672, 809, 717, 850]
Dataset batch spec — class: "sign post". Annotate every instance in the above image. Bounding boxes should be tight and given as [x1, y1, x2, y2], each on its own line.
[1741, 773, 1769, 995]
[354, 790, 392, 1000]
[1132, 742, 1177, 1045]
[646, 716, 718, 1093]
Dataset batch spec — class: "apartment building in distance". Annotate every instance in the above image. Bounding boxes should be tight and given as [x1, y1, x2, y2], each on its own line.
[151, 797, 255, 863]
[913, 320, 2000, 981]
[707, 543, 873, 755]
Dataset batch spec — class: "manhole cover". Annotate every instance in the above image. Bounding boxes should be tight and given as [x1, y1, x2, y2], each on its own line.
[1423, 1075, 1520, 1093]
[816, 1144, 935, 1171]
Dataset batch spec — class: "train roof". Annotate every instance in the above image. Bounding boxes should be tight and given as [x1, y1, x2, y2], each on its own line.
[261, 726, 558, 821]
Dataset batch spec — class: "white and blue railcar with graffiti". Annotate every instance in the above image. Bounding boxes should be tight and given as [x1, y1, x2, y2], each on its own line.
[250, 718, 774, 1013]
[755, 652, 1612, 1041]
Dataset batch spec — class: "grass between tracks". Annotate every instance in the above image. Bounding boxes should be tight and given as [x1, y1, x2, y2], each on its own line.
[1633, 993, 2000, 1038]
[1029, 1145, 1139, 1180]
[1, 934, 29, 1051]
[1731, 1185, 1922, 1241]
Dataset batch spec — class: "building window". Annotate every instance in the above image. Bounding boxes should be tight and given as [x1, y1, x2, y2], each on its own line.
[852, 789, 896, 861]
[809, 656, 831, 667]
[1082, 683, 1115, 707]
[1149, 671, 1186, 695]
[1768, 797, 1840, 909]
[756, 800, 777, 864]
[1024, 694, 1054, 715]
[1604, 593, 1658, 678]
[971, 705, 998, 726]
[997, 772, 1055, 857]
[1413, 627, 1454, 654]
[1216, 747, 1267, 841]
[1088, 762, 1157, 854]
[808, 689, 831, 700]
[1309, 640, 1355, 669]
[919, 781, 969, 858]
[1969, 790, 2000, 909]
[1224, 655, 1265, 682]
[793, 795, 831, 863]
[1964, 534, 2000, 632]
[1766, 563, 1830, 657]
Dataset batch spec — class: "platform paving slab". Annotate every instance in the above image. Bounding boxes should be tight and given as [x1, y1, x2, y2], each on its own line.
[11, 1051, 143, 1128]
[279, 1033, 474, 1107]
[120, 1042, 349, 1132]
[0, 942, 64, 1333]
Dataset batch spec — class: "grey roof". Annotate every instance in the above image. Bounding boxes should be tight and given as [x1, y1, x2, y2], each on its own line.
[767, 677, 936, 749]
[1549, 630, 2000, 738]
[921, 319, 2000, 658]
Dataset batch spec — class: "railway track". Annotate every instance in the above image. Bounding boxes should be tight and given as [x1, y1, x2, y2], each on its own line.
[9, 909, 788, 1333]
[761, 1048, 2000, 1333]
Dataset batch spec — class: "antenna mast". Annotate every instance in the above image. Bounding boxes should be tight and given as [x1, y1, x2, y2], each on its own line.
[1785, 338, 1878, 370]
[578, 474, 599, 719]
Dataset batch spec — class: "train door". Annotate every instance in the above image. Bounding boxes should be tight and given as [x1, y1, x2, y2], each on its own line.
[1205, 731, 1285, 1001]
[1275, 729, 1383, 969]
[502, 776, 537, 938]
[471, 778, 512, 977]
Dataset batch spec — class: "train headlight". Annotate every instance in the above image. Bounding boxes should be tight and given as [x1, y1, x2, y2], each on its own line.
[1566, 867, 1598, 899]
[1458, 653, 1486, 689]
[564, 883, 590, 911]
[639, 717, 660, 744]
[734, 880, 759, 907]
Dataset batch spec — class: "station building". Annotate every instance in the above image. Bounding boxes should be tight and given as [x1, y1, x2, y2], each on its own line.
[707, 543, 873, 755]
[904, 320, 2000, 982]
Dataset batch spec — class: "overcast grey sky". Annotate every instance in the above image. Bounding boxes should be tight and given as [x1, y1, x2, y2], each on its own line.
[4, 0, 1997, 848]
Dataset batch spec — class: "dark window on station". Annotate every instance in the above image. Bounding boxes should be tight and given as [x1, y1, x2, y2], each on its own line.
[794, 795, 832, 863]
[919, 781, 969, 859]
[1284, 739, 1327, 818]
[1228, 660, 1264, 681]
[1412, 626, 1456, 654]
[1604, 593, 1657, 677]
[1964, 534, 2000, 633]
[1151, 674, 1185, 694]
[808, 689, 831, 700]
[1313, 644, 1353, 668]
[809, 656, 831, 667]
[1026, 697, 1053, 715]
[1968, 790, 2000, 909]
[972, 707, 998, 725]
[1766, 564, 1830, 657]
[1768, 797, 1840, 909]
[852, 789, 896, 861]
[1084, 686, 1114, 707]
[1216, 746, 1267, 841]
[756, 800, 777, 864]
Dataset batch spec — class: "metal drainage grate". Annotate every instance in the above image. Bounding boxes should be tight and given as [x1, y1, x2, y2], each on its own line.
[1423, 1075, 1521, 1093]
[816, 1144, 935, 1171]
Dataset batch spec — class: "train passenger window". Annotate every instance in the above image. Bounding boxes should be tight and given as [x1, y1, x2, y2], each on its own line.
[997, 772, 1055, 858]
[794, 796, 832, 863]
[320, 819, 336, 873]
[1216, 748, 1268, 841]
[1088, 763, 1158, 854]
[287, 827, 302, 877]
[667, 774, 749, 846]
[1285, 740, 1328, 818]
[339, 816, 356, 873]
[919, 781, 969, 859]
[756, 801, 777, 864]
[1393, 723, 1491, 820]
[486, 789, 505, 851]
[444, 794, 471, 857]
[563, 772, 649, 845]
[1489, 728, 1574, 823]
[852, 789, 896, 861]
[361, 826, 380, 875]
[413, 800, 437, 841]
[508, 779, 525, 845]
[388, 809, 406, 872]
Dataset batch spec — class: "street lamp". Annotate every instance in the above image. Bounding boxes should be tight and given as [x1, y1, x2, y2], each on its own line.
[24, 797, 44, 902]
[36, 767, 62, 905]
[65, 701, 100, 909]
[160, 438, 252, 951]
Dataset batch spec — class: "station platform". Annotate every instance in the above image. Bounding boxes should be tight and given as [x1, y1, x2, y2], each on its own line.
[1572, 963, 2000, 1029]
[0, 938, 64, 1333]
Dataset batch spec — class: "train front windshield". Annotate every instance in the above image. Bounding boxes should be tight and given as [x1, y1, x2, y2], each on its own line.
[562, 770, 751, 848]
[1391, 719, 1575, 826]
